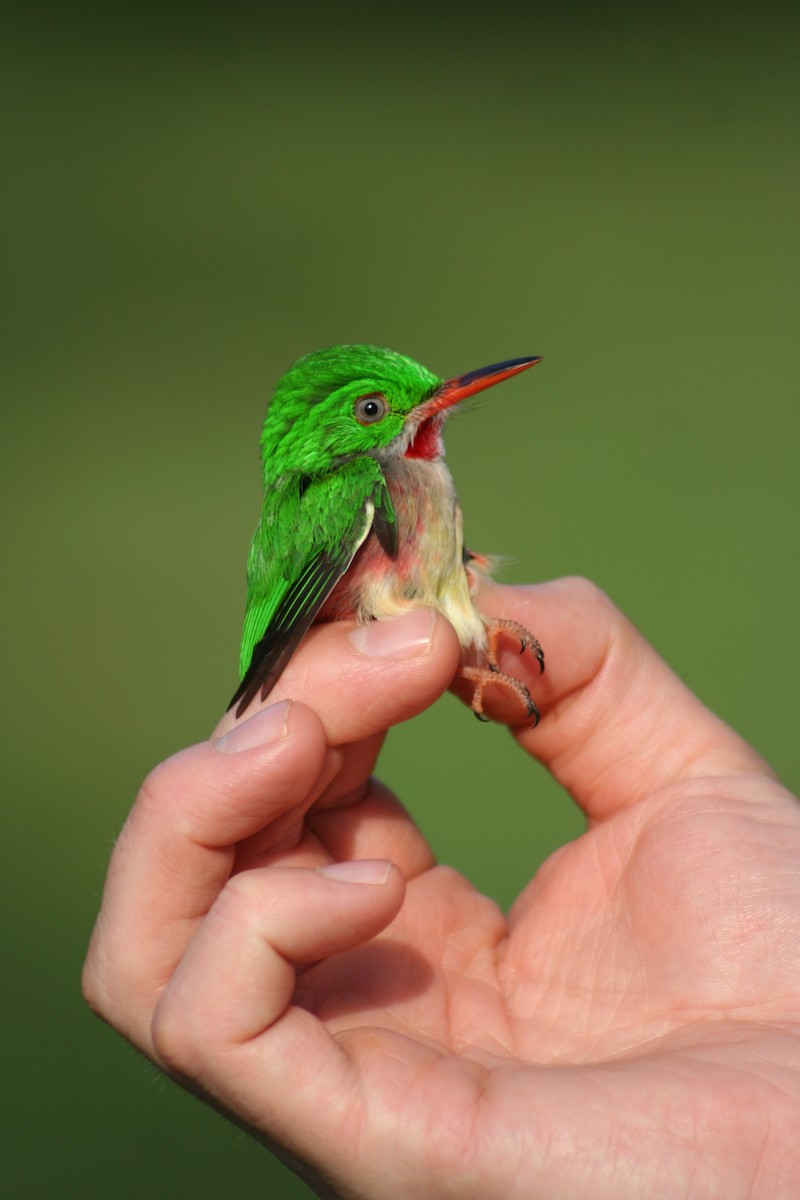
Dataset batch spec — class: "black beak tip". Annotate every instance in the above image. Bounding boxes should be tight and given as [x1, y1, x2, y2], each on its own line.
[457, 355, 542, 388]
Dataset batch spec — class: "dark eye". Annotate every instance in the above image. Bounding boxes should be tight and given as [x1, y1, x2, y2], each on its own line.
[354, 393, 388, 425]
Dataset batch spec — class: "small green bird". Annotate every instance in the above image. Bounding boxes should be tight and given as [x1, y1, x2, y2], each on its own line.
[229, 344, 544, 722]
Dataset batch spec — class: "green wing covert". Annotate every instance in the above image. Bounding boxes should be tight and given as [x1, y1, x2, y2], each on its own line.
[228, 459, 395, 717]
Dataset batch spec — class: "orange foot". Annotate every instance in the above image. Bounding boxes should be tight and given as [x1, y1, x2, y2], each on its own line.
[459, 617, 545, 726]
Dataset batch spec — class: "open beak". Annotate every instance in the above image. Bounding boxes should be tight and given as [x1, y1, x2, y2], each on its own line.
[403, 354, 541, 460]
[429, 355, 542, 416]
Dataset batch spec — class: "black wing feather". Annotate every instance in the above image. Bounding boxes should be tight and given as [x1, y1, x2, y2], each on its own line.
[228, 545, 353, 717]
[372, 486, 398, 558]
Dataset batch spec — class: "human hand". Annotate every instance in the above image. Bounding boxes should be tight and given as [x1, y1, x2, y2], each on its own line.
[83, 579, 800, 1199]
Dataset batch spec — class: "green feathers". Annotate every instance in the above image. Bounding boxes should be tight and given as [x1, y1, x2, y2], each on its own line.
[229, 345, 434, 716]
[257, 345, 441, 480]
[236, 456, 391, 681]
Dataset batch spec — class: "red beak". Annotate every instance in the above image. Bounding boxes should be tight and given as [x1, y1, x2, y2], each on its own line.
[430, 355, 542, 415]
[404, 354, 542, 460]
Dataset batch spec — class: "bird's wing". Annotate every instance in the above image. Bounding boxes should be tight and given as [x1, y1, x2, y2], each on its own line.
[228, 460, 395, 717]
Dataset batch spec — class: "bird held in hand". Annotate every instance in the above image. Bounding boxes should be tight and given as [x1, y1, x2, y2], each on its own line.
[229, 344, 544, 723]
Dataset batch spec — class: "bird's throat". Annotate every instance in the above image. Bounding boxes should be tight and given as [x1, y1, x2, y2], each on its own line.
[404, 415, 444, 461]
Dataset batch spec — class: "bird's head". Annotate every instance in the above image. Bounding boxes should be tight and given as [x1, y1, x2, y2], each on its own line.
[260, 344, 540, 479]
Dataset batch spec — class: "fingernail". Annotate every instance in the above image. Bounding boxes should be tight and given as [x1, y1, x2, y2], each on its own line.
[317, 859, 392, 885]
[214, 700, 291, 753]
[347, 608, 435, 660]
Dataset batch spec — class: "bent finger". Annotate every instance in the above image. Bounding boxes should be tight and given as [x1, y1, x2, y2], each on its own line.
[82, 701, 329, 1048]
[151, 862, 404, 1122]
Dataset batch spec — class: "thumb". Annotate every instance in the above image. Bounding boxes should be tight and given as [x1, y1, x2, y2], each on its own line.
[474, 577, 773, 822]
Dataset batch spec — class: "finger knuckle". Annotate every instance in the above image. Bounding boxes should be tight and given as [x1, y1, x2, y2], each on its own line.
[560, 574, 613, 610]
[150, 997, 203, 1079]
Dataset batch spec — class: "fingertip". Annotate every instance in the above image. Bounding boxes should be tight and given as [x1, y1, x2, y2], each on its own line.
[347, 607, 437, 660]
[213, 699, 291, 753]
[430, 608, 463, 669]
[316, 858, 393, 885]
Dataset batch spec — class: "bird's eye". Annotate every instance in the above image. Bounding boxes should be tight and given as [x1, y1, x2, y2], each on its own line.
[354, 393, 388, 425]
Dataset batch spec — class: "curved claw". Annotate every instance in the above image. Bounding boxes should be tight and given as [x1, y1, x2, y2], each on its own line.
[474, 710, 492, 723]
[518, 637, 545, 676]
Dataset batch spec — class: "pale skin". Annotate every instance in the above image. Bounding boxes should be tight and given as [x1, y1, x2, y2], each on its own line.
[83, 578, 800, 1199]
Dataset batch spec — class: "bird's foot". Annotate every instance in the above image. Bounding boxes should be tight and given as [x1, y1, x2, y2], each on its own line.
[456, 616, 544, 725]
[459, 664, 541, 726]
[484, 616, 545, 676]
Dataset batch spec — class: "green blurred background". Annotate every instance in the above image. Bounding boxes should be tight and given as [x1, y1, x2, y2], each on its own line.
[3, 2, 798, 1195]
